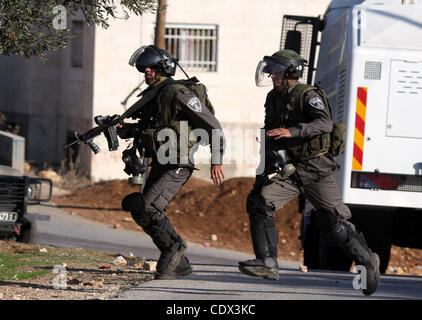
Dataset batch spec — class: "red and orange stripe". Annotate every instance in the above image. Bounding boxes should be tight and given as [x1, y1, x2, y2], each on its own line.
[352, 87, 367, 171]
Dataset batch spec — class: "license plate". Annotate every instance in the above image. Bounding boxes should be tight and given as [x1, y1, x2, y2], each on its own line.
[0, 212, 18, 222]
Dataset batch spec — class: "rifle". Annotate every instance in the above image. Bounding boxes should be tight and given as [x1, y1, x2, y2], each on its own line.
[65, 79, 175, 185]
[66, 78, 172, 155]
[65, 114, 121, 154]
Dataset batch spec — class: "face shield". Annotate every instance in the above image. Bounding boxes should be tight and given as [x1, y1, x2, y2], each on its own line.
[128, 45, 163, 73]
[255, 59, 288, 87]
[129, 46, 148, 66]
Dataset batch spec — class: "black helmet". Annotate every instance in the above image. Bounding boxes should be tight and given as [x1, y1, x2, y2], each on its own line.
[129, 45, 176, 76]
[264, 49, 306, 78]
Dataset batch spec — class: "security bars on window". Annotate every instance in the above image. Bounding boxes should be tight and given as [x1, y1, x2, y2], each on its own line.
[165, 24, 218, 72]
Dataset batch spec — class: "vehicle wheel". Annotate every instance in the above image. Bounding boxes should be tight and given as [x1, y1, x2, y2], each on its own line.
[303, 221, 323, 269]
[17, 218, 37, 244]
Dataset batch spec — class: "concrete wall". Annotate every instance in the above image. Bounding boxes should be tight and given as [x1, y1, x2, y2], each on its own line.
[90, 0, 331, 182]
[0, 18, 95, 173]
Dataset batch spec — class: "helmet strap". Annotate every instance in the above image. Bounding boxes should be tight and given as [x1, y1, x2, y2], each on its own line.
[146, 73, 167, 86]
[173, 59, 190, 79]
[277, 79, 296, 93]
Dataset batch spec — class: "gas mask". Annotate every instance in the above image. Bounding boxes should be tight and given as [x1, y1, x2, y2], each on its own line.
[266, 148, 296, 179]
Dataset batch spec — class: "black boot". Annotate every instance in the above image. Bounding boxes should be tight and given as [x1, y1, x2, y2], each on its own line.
[239, 214, 279, 280]
[155, 255, 193, 280]
[141, 216, 187, 278]
[154, 240, 187, 278]
[124, 199, 190, 280]
[326, 222, 381, 296]
[174, 255, 193, 276]
[239, 257, 279, 280]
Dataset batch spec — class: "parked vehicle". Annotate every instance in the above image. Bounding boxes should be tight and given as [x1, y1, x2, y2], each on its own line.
[0, 130, 52, 243]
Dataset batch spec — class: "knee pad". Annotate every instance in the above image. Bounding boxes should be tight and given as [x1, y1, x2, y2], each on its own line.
[325, 221, 350, 245]
[246, 191, 274, 217]
[122, 192, 155, 229]
[121, 192, 145, 213]
[325, 222, 372, 266]
[310, 208, 338, 231]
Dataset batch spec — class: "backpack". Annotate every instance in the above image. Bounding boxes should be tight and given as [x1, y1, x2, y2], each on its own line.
[298, 85, 346, 157]
[160, 77, 215, 115]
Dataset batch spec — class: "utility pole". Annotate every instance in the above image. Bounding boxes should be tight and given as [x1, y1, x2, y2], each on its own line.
[154, 0, 167, 49]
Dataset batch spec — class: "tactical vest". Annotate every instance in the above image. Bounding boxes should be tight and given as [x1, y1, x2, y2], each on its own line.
[265, 83, 332, 162]
[139, 79, 214, 164]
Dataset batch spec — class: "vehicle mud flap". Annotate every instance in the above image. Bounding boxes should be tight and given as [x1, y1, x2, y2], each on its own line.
[302, 212, 325, 269]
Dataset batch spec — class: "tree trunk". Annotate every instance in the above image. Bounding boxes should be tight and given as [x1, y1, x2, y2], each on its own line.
[154, 0, 167, 49]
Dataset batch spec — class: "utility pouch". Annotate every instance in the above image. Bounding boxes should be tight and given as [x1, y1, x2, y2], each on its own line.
[329, 122, 347, 157]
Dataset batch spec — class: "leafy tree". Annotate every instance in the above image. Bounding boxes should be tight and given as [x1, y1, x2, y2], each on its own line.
[0, 0, 157, 57]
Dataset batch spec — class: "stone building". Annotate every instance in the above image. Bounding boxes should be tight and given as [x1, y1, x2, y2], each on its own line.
[0, 0, 330, 182]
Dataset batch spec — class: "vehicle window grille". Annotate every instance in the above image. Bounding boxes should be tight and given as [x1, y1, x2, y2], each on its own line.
[364, 61, 382, 80]
[280, 15, 321, 85]
[397, 175, 422, 193]
[336, 69, 347, 122]
[0, 177, 25, 212]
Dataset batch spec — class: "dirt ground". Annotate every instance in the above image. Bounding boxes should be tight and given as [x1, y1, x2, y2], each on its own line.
[52, 177, 303, 262]
[51, 176, 422, 276]
[0, 241, 154, 300]
[1, 175, 421, 300]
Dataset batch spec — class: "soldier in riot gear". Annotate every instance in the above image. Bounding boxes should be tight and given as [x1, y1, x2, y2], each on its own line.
[238, 49, 380, 296]
[119, 45, 225, 280]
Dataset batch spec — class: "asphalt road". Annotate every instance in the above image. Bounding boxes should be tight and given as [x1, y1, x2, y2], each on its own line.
[29, 204, 422, 301]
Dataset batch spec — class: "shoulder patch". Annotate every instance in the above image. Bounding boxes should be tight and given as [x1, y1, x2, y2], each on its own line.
[187, 96, 203, 113]
[309, 96, 324, 110]
[307, 94, 325, 110]
[175, 88, 203, 113]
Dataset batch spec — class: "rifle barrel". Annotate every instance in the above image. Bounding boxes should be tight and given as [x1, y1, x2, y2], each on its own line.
[65, 140, 79, 149]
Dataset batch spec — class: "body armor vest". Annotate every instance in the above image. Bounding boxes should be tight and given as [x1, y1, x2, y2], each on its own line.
[139, 80, 211, 164]
[265, 83, 331, 162]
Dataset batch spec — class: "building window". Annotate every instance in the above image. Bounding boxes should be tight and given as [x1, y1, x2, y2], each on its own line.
[165, 24, 218, 72]
[71, 20, 84, 67]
